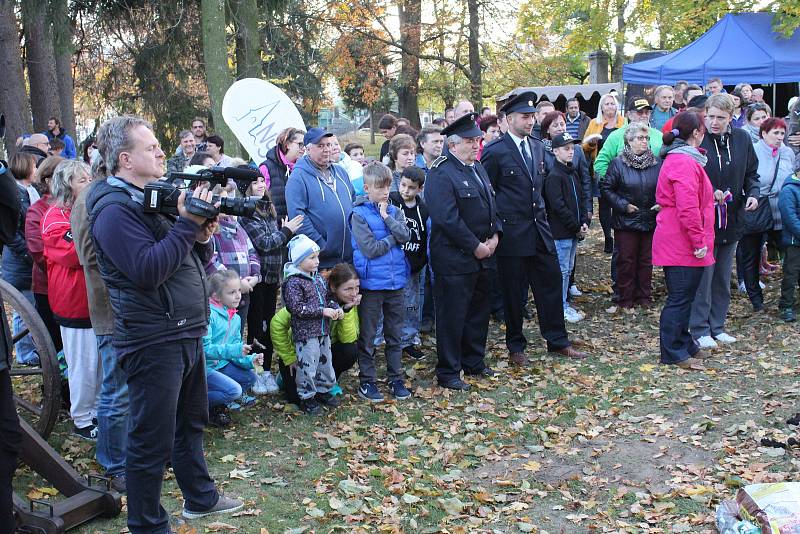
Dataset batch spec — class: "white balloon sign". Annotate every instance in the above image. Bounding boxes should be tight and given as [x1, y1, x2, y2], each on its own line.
[222, 78, 306, 163]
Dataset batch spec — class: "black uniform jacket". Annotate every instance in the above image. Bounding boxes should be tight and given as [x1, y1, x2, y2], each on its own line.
[480, 134, 555, 255]
[426, 152, 503, 275]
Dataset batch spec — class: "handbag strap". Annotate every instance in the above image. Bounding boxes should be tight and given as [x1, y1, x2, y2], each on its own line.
[767, 157, 781, 195]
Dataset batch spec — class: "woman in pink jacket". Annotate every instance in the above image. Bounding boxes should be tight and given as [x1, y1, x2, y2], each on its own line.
[652, 111, 715, 370]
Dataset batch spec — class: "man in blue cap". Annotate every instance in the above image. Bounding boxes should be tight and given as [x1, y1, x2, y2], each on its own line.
[286, 127, 356, 269]
[426, 112, 503, 390]
[481, 92, 588, 365]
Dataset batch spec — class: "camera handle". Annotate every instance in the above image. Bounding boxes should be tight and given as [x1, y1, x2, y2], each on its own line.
[184, 196, 219, 219]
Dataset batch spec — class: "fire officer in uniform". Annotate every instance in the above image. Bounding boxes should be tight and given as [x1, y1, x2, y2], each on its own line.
[481, 91, 588, 365]
[426, 112, 502, 391]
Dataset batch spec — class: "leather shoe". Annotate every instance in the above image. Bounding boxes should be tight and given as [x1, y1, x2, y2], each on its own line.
[439, 378, 471, 391]
[467, 366, 495, 378]
[509, 352, 527, 366]
[693, 349, 711, 360]
[675, 357, 705, 370]
[549, 345, 588, 359]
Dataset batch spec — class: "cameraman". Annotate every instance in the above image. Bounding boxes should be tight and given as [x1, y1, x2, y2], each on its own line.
[87, 117, 241, 533]
[0, 160, 23, 531]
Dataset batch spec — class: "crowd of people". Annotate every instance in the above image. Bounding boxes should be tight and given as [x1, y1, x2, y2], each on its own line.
[0, 78, 799, 532]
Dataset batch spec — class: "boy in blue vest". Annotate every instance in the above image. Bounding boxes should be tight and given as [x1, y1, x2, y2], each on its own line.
[350, 162, 412, 401]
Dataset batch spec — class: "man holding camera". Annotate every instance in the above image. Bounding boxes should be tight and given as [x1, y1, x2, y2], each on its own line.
[88, 116, 242, 533]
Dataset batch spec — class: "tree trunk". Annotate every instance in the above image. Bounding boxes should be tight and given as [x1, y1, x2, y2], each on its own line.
[200, 0, 241, 157]
[22, 0, 61, 132]
[611, 0, 627, 82]
[51, 0, 76, 141]
[0, 0, 32, 154]
[466, 0, 482, 109]
[232, 0, 261, 79]
[396, 0, 421, 129]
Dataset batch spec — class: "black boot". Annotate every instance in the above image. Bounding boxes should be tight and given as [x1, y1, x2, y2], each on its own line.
[604, 236, 614, 254]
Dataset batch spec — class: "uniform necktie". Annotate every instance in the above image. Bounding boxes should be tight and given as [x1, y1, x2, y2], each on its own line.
[520, 139, 534, 176]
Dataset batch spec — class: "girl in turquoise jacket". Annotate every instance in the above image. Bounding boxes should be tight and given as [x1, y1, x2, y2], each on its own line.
[204, 270, 264, 424]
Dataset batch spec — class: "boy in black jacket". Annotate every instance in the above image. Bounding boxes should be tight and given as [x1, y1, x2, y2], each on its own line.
[389, 166, 429, 359]
[544, 133, 590, 324]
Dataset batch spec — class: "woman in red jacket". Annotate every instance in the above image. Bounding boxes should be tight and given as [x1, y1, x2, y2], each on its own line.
[652, 111, 715, 371]
[25, 156, 65, 352]
[41, 160, 99, 440]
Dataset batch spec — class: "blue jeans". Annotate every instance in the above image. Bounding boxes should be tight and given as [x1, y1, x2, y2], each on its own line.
[206, 369, 242, 408]
[95, 335, 129, 477]
[400, 270, 423, 347]
[122, 338, 218, 533]
[660, 266, 703, 365]
[12, 289, 38, 364]
[219, 362, 257, 392]
[554, 239, 578, 310]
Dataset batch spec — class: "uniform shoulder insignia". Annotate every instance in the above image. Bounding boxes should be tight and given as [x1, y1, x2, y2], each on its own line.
[431, 156, 448, 168]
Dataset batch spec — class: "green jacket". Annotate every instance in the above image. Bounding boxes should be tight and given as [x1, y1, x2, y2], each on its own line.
[203, 302, 255, 371]
[270, 305, 359, 366]
[593, 125, 664, 179]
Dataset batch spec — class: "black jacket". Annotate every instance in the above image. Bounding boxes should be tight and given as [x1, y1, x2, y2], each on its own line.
[544, 159, 588, 240]
[601, 156, 662, 232]
[481, 134, 555, 255]
[0, 164, 21, 371]
[700, 127, 760, 244]
[87, 180, 211, 355]
[544, 145, 593, 219]
[426, 153, 502, 275]
[261, 145, 290, 221]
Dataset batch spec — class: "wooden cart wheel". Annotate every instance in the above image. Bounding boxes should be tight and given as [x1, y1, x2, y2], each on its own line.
[1, 280, 61, 440]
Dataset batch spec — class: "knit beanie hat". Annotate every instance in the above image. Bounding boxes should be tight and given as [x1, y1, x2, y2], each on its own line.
[287, 234, 320, 266]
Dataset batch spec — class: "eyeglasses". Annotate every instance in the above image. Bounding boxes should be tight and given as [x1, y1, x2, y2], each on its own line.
[634, 135, 650, 141]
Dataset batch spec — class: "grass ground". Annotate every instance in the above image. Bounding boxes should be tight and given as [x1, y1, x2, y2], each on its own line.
[12, 221, 800, 534]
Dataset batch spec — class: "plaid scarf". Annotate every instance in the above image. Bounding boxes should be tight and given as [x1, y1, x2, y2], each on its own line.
[621, 145, 657, 169]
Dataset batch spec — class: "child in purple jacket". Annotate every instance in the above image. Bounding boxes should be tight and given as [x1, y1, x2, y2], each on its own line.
[282, 234, 343, 415]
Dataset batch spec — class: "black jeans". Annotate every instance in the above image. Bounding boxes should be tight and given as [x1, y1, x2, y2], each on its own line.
[660, 266, 703, 365]
[740, 232, 765, 309]
[598, 196, 613, 241]
[246, 282, 279, 370]
[279, 342, 357, 405]
[122, 338, 218, 533]
[780, 245, 800, 311]
[0, 368, 22, 530]
[34, 292, 63, 352]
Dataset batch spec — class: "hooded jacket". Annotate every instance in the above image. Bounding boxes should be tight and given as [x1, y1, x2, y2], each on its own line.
[349, 196, 411, 291]
[285, 155, 356, 269]
[779, 174, 800, 248]
[281, 263, 339, 342]
[699, 126, 760, 244]
[652, 141, 716, 267]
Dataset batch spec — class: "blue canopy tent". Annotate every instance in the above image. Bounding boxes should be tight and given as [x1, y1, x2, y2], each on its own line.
[622, 12, 800, 85]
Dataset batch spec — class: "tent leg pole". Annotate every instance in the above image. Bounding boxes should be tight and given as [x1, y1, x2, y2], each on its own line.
[773, 85, 776, 111]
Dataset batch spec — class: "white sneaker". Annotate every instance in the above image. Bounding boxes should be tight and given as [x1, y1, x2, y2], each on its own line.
[714, 332, 737, 344]
[696, 335, 718, 349]
[564, 307, 583, 323]
[568, 285, 583, 297]
[252, 371, 279, 395]
[738, 281, 747, 294]
[759, 281, 766, 289]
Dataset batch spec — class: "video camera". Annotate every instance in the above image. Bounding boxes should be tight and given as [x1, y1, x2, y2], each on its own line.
[143, 166, 261, 219]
